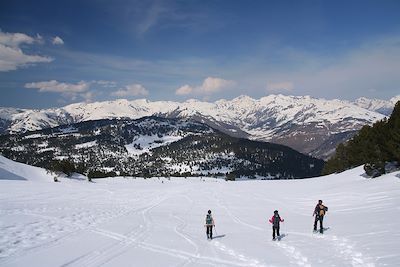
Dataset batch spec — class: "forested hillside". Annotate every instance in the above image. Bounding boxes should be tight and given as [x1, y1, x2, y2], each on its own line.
[0, 117, 324, 179]
[323, 101, 400, 176]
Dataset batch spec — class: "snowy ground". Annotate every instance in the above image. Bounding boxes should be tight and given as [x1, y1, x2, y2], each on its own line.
[0, 155, 399, 267]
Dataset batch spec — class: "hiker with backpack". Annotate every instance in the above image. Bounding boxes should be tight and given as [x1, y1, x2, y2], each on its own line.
[313, 200, 328, 233]
[205, 210, 215, 240]
[269, 210, 284, 240]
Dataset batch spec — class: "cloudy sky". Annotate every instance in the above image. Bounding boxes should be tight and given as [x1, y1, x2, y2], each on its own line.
[1, 0, 400, 108]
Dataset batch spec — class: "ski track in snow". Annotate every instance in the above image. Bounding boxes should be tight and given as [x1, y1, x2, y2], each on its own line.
[212, 184, 378, 267]
[212, 188, 310, 267]
[286, 231, 376, 267]
[170, 194, 202, 267]
[0, 186, 379, 267]
[1, 160, 399, 267]
[0, 190, 163, 264]
[212, 241, 268, 267]
[272, 239, 310, 267]
[213, 189, 264, 232]
[63, 194, 170, 267]
[329, 235, 375, 267]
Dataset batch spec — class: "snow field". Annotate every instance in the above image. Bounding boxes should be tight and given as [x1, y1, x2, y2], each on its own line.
[124, 134, 183, 156]
[0, 156, 399, 266]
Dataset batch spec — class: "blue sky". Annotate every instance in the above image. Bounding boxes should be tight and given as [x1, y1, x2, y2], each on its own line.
[1, 0, 400, 108]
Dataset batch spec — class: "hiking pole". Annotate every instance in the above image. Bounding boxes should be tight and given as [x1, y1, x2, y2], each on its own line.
[214, 225, 218, 236]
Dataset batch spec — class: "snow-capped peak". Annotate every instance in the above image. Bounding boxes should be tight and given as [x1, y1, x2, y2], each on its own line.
[390, 95, 400, 104]
[354, 96, 396, 116]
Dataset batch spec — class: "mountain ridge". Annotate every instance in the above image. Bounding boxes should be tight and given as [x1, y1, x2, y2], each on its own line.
[1, 94, 396, 159]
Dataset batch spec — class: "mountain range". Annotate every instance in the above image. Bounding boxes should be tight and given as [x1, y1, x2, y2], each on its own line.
[0, 94, 398, 159]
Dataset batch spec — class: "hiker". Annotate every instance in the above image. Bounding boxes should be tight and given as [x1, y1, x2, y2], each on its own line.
[269, 210, 284, 240]
[313, 200, 328, 233]
[205, 210, 215, 239]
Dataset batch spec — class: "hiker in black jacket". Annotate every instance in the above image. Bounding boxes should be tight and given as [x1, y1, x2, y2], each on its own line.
[313, 200, 328, 233]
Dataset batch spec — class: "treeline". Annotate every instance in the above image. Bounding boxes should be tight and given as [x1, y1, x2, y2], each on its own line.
[323, 101, 400, 176]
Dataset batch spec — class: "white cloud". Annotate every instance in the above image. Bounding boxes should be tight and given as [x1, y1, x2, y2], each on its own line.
[201, 77, 235, 94]
[94, 80, 117, 88]
[266, 81, 294, 93]
[36, 34, 44, 45]
[0, 44, 53, 71]
[112, 84, 149, 97]
[52, 36, 64, 45]
[0, 30, 53, 71]
[0, 31, 35, 47]
[137, 2, 167, 35]
[175, 85, 193, 95]
[175, 77, 235, 96]
[24, 80, 94, 102]
[243, 36, 400, 100]
[80, 91, 95, 102]
[25, 80, 89, 93]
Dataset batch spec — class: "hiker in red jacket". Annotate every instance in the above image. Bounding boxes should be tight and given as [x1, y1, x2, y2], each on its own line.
[269, 210, 284, 240]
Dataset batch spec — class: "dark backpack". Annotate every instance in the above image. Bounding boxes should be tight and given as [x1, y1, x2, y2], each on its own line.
[206, 214, 213, 225]
[273, 214, 280, 227]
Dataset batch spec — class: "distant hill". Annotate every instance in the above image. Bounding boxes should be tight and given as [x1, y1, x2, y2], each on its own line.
[0, 117, 324, 179]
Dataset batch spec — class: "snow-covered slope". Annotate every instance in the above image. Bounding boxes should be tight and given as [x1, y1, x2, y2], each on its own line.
[0, 156, 399, 266]
[0, 155, 52, 181]
[0, 94, 394, 158]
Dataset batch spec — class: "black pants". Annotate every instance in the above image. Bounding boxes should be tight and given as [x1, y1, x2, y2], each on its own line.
[314, 215, 324, 233]
[272, 226, 280, 239]
[206, 225, 213, 239]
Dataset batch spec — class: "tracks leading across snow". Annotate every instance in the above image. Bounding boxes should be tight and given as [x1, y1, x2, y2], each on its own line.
[286, 231, 376, 267]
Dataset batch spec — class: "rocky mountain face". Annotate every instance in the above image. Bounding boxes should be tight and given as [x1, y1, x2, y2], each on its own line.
[0, 117, 324, 179]
[0, 94, 395, 159]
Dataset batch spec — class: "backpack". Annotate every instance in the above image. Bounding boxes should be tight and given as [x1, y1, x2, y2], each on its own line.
[319, 205, 328, 216]
[206, 214, 213, 225]
[273, 214, 281, 227]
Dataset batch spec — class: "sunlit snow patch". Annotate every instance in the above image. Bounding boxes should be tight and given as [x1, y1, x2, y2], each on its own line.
[125, 134, 183, 156]
[75, 141, 97, 149]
